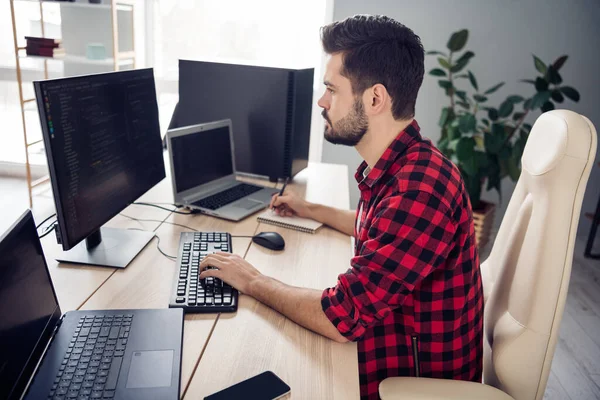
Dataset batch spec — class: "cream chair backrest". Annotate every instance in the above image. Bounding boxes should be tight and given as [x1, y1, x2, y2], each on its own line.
[480, 110, 597, 400]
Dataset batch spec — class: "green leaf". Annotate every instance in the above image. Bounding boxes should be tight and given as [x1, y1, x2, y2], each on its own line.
[438, 57, 452, 69]
[552, 55, 568, 71]
[530, 91, 551, 109]
[447, 29, 469, 52]
[551, 90, 564, 103]
[512, 112, 525, 121]
[498, 100, 514, 118]
[450, 58, 470, 73]
[438, 107, 450, 127]
[507, 156, 521, 181]
[467, 70, 478, 91]
[521, 79, 536, 85]
[522, 123, 533, 133]
[455, 90, 468, 103]
[533, 54, 547, 75]
[448, 124, 462, 140]
[456, 101, 470, 110]
[482, 118, 490, 126]
[535, 77, 549, 92]
[438, 137, 449, 152]
[485, 123, 505, 154]
[523, 98, 532, 110]
[454, 74, 469, 79]
[547, 66, 562, 85]
[456, 137, 476, 162]
[560, 86, 580, 102]
[541, 101, 555, 112]
[429, 68, 447, 77]
[456, 51, 475, 64]
[438, 80, 452, 89]
[488, 108, 499, 121]
[484, 82, 505, 95]
[448, 138, 461, 151]
[426, 50, 448, 56]
[473, 94, 488, 102]
[507, 95, 524, 104]
[459, 113, 477, 133]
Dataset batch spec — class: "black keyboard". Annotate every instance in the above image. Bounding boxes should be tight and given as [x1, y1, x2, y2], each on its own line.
[192, 183, 263, 210]
[48, 314, 133, 400]
[168, 232, 238, 313]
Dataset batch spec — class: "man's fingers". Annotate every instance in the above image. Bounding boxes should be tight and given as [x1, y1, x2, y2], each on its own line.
[272, 194, 291, 208]
[269, 193, 279, 209]
[199, 255, 227, 272]
[199, 268, 222, 279]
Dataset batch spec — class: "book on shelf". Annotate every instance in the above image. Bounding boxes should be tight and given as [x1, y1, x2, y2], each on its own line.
[26, 47, 66, 58]
[24, 36, 62, 46]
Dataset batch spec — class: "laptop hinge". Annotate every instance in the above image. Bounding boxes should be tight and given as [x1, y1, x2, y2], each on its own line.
[20, 314, 66, 400]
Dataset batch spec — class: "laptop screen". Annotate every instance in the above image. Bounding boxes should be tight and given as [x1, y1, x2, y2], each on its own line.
[171, 125, 234, 193]
[0, 211, 61, 399]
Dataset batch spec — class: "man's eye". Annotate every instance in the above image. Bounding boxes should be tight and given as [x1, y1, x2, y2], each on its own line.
[328, 88, 334, 94]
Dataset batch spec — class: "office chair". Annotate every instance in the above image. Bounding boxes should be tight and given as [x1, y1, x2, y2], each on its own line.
[379, 110, 598, 400]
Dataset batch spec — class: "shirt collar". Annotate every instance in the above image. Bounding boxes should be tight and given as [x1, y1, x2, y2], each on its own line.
[355, 119, 422, 188]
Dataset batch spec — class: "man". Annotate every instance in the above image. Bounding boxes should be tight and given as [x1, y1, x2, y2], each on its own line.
[199, 15, 484, 400]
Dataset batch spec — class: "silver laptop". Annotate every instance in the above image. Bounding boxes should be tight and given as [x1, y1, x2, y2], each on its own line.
[167, 119, 278, 221]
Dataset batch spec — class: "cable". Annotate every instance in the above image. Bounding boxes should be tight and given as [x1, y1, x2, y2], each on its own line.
[36, 213, 56, 229]
[119, 213, 199, 232]
[154, 235, 176, 260]
[132, 202, 194, 214]
[39, 224, 56, 239]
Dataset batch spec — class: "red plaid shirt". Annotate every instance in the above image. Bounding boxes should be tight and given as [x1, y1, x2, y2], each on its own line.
[322, 120, 484, 400]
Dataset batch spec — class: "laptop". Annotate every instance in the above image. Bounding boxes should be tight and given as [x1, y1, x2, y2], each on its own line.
[0, 210, 184, 400]
[167, 119, 279, 221]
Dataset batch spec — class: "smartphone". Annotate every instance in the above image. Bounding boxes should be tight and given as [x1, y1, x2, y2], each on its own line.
[204, 371, 291, 400]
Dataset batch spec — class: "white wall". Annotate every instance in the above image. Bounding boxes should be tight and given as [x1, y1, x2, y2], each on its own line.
[322, 0, 600, 237]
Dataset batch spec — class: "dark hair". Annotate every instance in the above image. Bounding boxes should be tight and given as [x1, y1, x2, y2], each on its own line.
[321, 15, 424, 120]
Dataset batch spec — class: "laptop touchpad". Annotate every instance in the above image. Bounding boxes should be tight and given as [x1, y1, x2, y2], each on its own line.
[235, 198, 263, 210]
[126, 350, 173, 388]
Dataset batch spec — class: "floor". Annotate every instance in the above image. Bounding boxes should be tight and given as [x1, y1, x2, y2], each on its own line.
[1, 177, 599, 399]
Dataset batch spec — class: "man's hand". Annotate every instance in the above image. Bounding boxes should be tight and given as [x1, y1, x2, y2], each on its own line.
[269, 189, 312, 218]
[199, 252, 261, 294]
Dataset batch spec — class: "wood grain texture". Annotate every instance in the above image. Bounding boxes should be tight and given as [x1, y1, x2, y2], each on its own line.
[185, 163, 360, 399]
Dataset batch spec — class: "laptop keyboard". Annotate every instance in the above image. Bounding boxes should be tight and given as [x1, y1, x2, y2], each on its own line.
[169, 232, 238, 313]
[192, 183, 263, 210]
[48, 314, 133, 400]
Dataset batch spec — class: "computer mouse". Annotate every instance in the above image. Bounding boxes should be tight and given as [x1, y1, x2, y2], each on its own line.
[252, 232, 285, 251]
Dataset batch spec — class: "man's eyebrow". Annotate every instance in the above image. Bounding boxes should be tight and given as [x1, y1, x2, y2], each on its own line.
[324, 81, 338, 89]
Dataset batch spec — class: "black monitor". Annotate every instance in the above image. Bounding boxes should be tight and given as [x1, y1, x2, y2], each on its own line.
[177, 60, 314, 182]
[34, 68, 165, 268]
[0, 210, 61, 400]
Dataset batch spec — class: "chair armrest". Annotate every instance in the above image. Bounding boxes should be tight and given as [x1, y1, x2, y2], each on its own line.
[379, 377, 514, 400]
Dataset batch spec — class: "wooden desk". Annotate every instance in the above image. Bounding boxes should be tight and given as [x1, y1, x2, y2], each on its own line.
[184, 163, 360, 399]
[42, 162, 359, 398]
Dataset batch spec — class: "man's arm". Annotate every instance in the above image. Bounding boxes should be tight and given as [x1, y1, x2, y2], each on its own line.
[249, 276, 349, 343]
[270, 191, 356, 237]
[307, 203, 356, 237]
[198, 253, 348, 343]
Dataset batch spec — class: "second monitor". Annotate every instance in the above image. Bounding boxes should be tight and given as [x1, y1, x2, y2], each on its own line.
[174, 60, 314, 182]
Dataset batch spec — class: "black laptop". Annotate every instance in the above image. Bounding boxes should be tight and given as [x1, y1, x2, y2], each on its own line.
[0, 210, 184, 400]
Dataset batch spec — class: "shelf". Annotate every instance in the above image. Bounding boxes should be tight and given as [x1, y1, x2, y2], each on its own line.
[12, 0, 133, 12]
[19, 53, 135, 66]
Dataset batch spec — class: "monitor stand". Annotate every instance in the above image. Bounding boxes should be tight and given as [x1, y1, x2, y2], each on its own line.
[56, 228, 154, 269]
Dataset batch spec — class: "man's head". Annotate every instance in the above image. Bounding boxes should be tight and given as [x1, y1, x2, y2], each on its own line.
[318, 15, 424, 146]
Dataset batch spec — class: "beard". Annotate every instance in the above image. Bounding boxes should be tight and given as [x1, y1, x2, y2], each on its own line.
[323, 98, 369, 146]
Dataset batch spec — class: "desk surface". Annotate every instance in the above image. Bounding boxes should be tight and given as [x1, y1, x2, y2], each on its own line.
[42, 162, 360, 399]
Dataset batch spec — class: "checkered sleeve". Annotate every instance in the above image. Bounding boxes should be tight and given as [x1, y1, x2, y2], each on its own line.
[321, 190, 458, 341]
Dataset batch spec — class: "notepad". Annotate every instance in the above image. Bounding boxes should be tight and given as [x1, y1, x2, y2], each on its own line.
[257, 210, 323, 234]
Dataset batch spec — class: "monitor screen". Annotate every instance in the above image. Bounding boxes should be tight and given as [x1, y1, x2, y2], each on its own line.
[35, 69, 166, 250]
[170, 125, 233, 193]
[0, 211, 60, 399]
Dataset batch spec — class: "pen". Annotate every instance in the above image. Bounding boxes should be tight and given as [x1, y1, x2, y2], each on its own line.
[273, 177, 290, 210]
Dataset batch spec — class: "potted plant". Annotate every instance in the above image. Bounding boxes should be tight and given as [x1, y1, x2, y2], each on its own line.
[427, 29, 580, 249]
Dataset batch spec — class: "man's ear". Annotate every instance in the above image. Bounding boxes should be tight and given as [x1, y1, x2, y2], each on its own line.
[364, 83, 389, 115]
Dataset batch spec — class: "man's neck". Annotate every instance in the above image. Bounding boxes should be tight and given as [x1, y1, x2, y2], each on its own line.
[356, 118, 413, 168]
